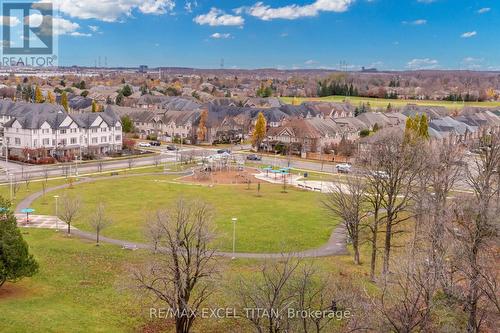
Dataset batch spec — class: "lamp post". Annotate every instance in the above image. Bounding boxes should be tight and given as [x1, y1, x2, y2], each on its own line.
[231, 217, 237, 260]
[9, 173, 13, 202]
[53, 195, 59, 231]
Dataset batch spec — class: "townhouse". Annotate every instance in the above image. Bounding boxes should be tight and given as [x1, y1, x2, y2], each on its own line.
[0, 100, 122, 159]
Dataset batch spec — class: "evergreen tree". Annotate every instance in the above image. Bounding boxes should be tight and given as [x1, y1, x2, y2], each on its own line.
[0, 197, 38, 289]
[121, 115, 134, 133]
[252, 112, 267, 151]
[121, 85, 132, 97]
[91, 100, 98, 113]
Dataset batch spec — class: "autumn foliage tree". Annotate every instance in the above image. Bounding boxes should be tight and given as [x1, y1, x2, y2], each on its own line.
[61, 91, 69, 112]
[34, 85, 44, 103]
[252, 112, 267, 151]
[197, 110, 208, 143]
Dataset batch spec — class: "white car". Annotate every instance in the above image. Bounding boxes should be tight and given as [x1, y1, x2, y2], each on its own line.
[371, 171, 389, 179]
[138, 142, 151, 148]
[336, 163, 352, 174]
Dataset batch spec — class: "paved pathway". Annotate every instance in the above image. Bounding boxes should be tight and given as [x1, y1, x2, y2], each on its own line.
[16, 172, 348, 258]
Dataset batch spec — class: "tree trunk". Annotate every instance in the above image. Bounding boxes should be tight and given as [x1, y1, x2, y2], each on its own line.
[382, 221, 392, 276]
[370, 210, 379, 281]
[96, 230, 100, 245]
[353, 241, 360, 265]
[67, 222, 71, 235]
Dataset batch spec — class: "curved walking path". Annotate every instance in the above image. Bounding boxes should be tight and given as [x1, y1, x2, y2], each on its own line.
[16, 171, 348, 259]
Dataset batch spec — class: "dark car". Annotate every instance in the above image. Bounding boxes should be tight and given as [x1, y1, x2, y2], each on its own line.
[166, 145, 178, 151]
[217, 149, 231, 154]
[246, 154, 262, 161]
[150, 141, 161, 147]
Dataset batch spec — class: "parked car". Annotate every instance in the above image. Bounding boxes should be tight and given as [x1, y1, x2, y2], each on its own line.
[247, 154, 262, 161]
[150, 141, 161, 147]
[336, 163, 352, 174]
[138, 142, 151, 148]
[217, 149, 231, 154]
[166, 145, 179, 151]
[371, 170, 389, 179]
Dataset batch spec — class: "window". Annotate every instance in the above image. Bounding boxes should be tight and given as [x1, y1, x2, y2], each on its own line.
[43, 138, 50, 146]
[101, 136, 107, 143]
[61, 139, 67, 145]
[115, 126, 121, 131]
[60, 129, 67, 134]
[70, 138, 77, 144]
[33, 139, 37, 146]
[42, 129, 50, 134]
[15, 138, 21, 145]
[101, 128, 107, 132]
[115, 135, 121, 141]
[91, 128, 98, 133]
[52, 139, 56, 146]
[92, 138, 98, 144]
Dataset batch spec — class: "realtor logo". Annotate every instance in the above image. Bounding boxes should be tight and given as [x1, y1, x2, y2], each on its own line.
[1, 1, 57, 66]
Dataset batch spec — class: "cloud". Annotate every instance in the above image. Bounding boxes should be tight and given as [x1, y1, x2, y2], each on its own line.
[461, 31, 477, 38]
[461, 57, 484, 69]
[194, 8, 244, 26]
[244, 0, 354, 21]
[27, 14, 89, 37]
[1, 16, 21, 27]
[89, 25, 99, 32]
[407, 58, 439, 70]
[417, 0, 437, 3]
[47, 0, 175, 22]
[210, 32, 232, 39]
[185, 1, 198, 13]
[305, 59, 318, 65]
[478, 7, 491, 14]
[402, 19, 427, 25]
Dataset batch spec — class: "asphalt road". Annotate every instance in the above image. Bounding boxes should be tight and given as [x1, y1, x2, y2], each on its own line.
[0, 145, 340, 182]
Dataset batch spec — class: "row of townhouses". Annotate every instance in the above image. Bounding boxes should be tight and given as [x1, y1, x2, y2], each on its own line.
[0, 100, 123, 160]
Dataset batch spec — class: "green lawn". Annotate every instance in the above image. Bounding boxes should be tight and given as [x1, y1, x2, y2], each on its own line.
[0, 229, 363, 333]
[31, 175, 336, 253]
[0, 229, 144, 333]
[281, 95, 500, 110]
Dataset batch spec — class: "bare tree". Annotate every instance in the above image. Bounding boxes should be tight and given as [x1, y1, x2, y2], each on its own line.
[237, 257, 358, 333]
[23, 173, 31, 191]
[324, 178, 368, 265]
[363, 173, 385, 281]
[59, 194, 81, 235]
[144, 210, 164, 253]
[361, 131, 424, 276]
[89, 203, 112, 245]
[425, 140, 464, 292]
[97, 160, 104, 173]
[11, 176, 21, 199]
[237, 255, 300, 333]
[371, 250, 437, 333]
[127, 157, 135, 169]
[445, 131, 500, 333]
[153, 154, 161, 168]
[132, 199, 218, 333]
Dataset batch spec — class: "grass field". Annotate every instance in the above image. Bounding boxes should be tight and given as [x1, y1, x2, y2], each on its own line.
[0, 228, 372, 333]
[0, 229, 144, 333]
[31, 175, 336, 253]
[280, 95, 500, 110]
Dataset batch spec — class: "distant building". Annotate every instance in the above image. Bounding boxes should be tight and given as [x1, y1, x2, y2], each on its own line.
[0, 100, 122, 159]
[138, 65, 148, 73]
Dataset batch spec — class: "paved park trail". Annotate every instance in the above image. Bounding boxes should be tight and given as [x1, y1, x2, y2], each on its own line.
[16, 171, 348, 259]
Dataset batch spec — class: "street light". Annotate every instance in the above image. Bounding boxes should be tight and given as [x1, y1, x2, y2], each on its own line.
[8, 173, 13, 202]
[53, 195, 59, 231]
[231, 217, 238, 260]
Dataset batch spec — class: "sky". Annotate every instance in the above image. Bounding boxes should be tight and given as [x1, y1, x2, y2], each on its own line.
[4, 0, 500, 70]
